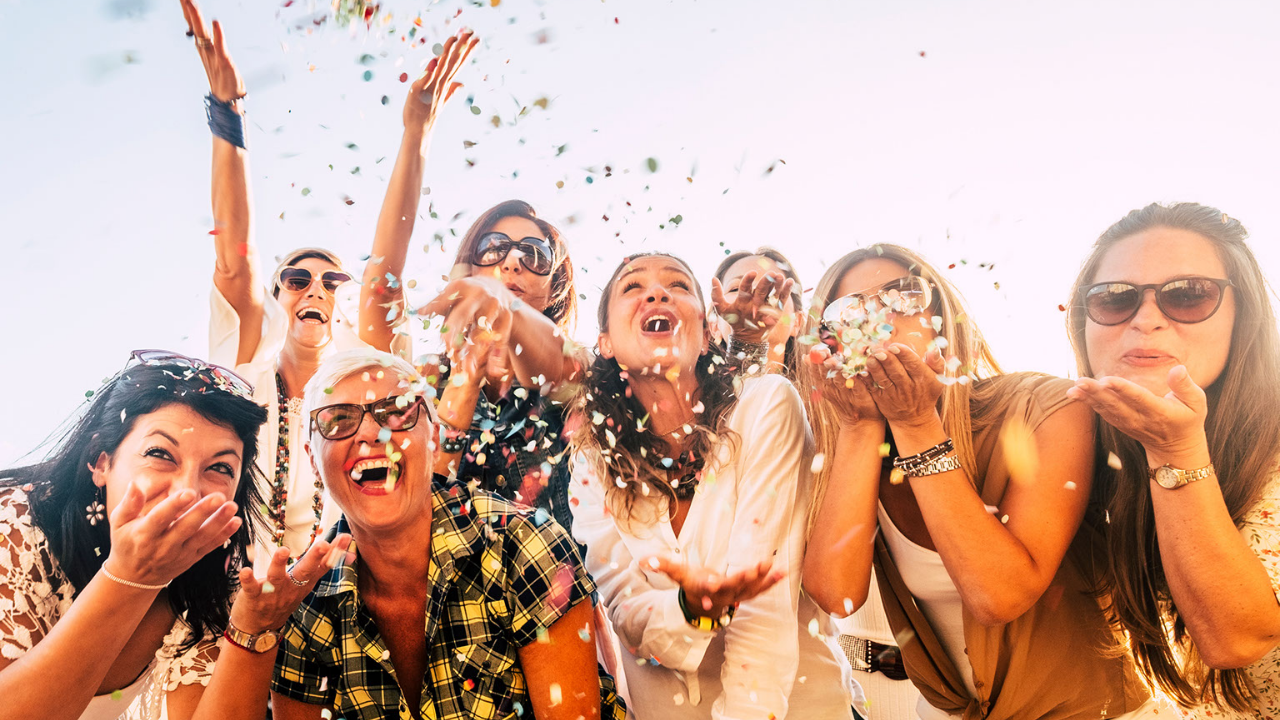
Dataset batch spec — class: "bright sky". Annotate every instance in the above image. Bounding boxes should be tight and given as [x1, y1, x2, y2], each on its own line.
[2, 0, 1279, 466]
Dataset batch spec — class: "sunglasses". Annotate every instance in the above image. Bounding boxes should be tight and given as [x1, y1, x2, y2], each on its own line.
[1082, 277, 1233, 326]
[472, 232, 555, 276]
[309, 396, 433, 441]
[277, 267, 353, 294]
[127, 349, 255, 400]
[822, 275, 934, 324]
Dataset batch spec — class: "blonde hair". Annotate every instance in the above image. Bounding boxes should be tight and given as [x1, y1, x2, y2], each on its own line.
[270, 247, 349, 298]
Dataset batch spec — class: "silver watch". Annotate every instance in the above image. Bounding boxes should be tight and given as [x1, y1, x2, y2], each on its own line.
[1149, 463, 1216, 490]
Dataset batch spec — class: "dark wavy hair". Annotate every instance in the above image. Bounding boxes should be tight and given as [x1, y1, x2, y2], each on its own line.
[451, 199, 577, 331]
[571, 253, 741, 527]
[0, 362, 267, 652]
[1067, 202, 1280, 712]
[713, 246, 805, 376]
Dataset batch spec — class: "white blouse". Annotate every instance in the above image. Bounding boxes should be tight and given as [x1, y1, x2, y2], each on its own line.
[571, 374, 853, 720]
[0, 488, 216, 720]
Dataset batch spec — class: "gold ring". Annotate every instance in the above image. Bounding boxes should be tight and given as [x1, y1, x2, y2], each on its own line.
[195, 37, 213, 49]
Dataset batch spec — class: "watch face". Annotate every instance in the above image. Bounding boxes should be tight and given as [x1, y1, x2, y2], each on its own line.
[252, 633, 279, 653]
[1155, 466, 1181, 489]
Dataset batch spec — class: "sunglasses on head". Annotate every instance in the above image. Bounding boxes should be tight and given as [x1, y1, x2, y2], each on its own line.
[277, 267, 353, 294]
[822, 275, 934, 324]
[310, 396, 434, 441]
[472, 232, 555, 276]
[1082, 277, 1233, 326]
[127, 349, 256, 400]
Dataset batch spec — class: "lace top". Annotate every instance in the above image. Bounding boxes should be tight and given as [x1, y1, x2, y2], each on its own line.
[0, 488, 218, 720]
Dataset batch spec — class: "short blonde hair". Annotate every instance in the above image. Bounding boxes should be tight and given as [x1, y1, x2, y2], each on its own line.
[302, 348, 436, 430]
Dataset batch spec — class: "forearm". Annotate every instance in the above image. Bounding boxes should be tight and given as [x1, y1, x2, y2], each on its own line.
[802, 421, 885, 616]
[191, 643, 275, 720]
[0, 574, 156, 720]
[434, 378, 481, 477]
[360, 129, 429, 352]
[507, 307, 576, 389]
[211, 134, 256, 285]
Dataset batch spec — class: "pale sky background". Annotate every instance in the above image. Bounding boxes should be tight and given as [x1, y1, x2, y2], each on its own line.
[2, 0, 1278, 466]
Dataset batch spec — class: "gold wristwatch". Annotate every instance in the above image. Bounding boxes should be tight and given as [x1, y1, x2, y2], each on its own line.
[223, 621, 282, 653]
[1148, 463, 1216, 490]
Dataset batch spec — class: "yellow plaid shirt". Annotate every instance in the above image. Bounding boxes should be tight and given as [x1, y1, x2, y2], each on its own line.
[272, 476, 625, 720]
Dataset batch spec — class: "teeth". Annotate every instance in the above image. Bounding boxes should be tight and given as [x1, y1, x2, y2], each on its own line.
[353, 458, 393, 473]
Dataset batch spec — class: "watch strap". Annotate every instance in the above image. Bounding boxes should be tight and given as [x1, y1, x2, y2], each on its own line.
[223, 622, 281, 653]
[1149, 462, 1216, 488]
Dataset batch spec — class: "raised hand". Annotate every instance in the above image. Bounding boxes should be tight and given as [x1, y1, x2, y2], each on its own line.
[711, 270, 795, 344]
[418, 276, 515, 380]
[862, 343, 946, 429]
[405, 29, 478, 133]
[179, 0, 245, 103]
[647, 555, 784, 620]
[102, 481, 242, 588]
[1067, 364, 1209, 463]
[229, 534, 354, 633]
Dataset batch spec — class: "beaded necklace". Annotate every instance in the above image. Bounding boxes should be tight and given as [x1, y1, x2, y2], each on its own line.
[270, 372, 323, 552]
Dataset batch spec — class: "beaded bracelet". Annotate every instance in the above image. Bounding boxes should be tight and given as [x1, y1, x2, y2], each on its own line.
[205, 94, 247, 149]
[101, 565, 169, 591]
[438, 422, 469, 454]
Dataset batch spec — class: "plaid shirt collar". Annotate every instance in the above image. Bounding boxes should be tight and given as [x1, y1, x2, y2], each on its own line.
[315, 475, 486, 642]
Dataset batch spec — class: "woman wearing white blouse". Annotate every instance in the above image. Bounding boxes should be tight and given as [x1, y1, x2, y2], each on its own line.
[570, 253, 853, 720]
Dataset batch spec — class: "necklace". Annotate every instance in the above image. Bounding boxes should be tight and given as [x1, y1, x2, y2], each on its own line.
[271, 372, 323, 552]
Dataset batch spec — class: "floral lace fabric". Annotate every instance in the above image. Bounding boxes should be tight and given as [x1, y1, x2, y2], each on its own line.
[0, 488, 218, 720]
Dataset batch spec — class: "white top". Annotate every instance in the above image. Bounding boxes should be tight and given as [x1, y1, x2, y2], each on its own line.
[208, 283, 359, 563]
[571, 374, 853, 720]
[0, 488, 216, 720]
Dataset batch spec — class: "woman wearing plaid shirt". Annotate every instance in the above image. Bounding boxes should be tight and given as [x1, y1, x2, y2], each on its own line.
[193, 348, 625, 720]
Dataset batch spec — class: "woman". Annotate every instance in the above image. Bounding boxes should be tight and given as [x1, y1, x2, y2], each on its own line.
[570, 252, 853, 720]
[181, 0, 452, 561]
[0, 351, 265, 719]
[1065, 202, 1280, 717]
[192, 348, 624, 720]
[801, 244, 1156, 719]
[711, 246, 804, 375]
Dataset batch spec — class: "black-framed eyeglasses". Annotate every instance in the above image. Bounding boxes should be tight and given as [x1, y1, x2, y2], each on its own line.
[1081, 277, 1233, 326]
[472, 232, 555, 276]
[127, 349, 256, 400]
[277, 267, 353, 294]
[309, 396, 434, 441]
[822, 275, 934, 324]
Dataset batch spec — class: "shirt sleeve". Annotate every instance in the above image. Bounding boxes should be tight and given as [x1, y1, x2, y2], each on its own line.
[1240, 473, 1280, 603]
[271, 605, 338, 706]
[0, 490, 74, 662]
[208, 282, 287, 368]
[568, 455, 717, 673]
[713, 375, 805, 720]
[503, 510, 596, 648]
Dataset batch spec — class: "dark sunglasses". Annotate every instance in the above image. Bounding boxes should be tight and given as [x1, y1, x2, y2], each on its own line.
[822, 275, 934, 324]
[309, 396, 433, 441]
[472, 232, 555, 276]
[277, 267, 353, 294]
[127, 349, 255, 400]
[1082, 277, 1233, 326]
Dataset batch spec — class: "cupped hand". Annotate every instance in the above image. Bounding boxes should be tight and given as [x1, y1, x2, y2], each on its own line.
[862, 343, 946, 429]
[229, 534, 355, 633]
[647, 555, 784, 620]
[405, 29, 479, 132]
[801, 338, 882, 426]
[711, 270, 795, 344]
[417, 276, 515, 375]
[179, 0, 245, 103]
[103, 481, 242, 588]
[1067, 364, 1209, 464]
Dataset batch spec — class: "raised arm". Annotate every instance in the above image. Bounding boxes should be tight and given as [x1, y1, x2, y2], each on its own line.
[360, 30, 478, 354]
[181, 0, 263, 366]
[1070, 367, 1280, 668]
[869, 345, 1095, 626]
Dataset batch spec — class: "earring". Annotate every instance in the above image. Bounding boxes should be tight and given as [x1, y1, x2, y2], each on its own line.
[85, 489, 106, 526]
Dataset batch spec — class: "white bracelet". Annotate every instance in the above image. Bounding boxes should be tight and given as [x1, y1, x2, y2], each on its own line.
[101, 565, 169, 591]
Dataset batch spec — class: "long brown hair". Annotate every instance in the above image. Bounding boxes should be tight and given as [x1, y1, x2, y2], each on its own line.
[570, 253, 740, 529]
[451, 199, 577, 330]
[1066, 202, 1280, 712]
[713, 246, 805, 376]
[799, 245, 1006, 530]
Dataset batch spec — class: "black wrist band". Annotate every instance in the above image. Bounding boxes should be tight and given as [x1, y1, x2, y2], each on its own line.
[205, 94, 247, 149]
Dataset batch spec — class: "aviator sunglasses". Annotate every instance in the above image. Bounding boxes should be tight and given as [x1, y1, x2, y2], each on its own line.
[126, 349, 255, 400]
[472, 232, 555, 276]
[822, 275, 934, 324]
[1081, 277, 1233, 326]
[310, 396, 435, 441]
[277, 267, 353, 294]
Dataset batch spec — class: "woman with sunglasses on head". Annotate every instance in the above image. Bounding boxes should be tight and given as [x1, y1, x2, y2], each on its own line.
[1065, 203, 1280, 717]
[0, 352, 269, 719]
[180, 0, 459, 563]
[801, 245, 1158, 719]
[570, 252, 854, 720]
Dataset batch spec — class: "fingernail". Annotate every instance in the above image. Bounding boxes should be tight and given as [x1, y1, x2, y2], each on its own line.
[888, 345, 901, 354]
[874, 352, 888, 361]
[178, 489, 196, 502]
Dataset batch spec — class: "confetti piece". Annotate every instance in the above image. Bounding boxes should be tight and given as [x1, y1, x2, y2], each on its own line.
[1000, 418, 1039, 482]
[673, 693, 685, 706]
[1107, 452, 1123, 470]
[807, 618, 820, 637]
[810, 454, 825, 473]
[549, 683, 562, 706]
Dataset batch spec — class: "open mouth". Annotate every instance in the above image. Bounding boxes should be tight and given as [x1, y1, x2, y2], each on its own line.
[640, 311, 678, 335]
[296, 307, 330, 325]
[347, 457, 401, 494]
